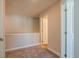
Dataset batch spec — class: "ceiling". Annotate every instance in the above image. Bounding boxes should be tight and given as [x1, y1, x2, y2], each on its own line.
[5, 0, 57, 17]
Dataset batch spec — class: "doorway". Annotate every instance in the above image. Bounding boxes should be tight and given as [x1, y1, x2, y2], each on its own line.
[5, 0, 61, 57]
[40, 15, 48, 48]
[0, 0, 70, 58]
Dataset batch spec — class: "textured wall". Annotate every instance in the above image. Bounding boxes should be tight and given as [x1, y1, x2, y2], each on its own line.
[5, 15, 40, 34]
[5, 14, 40, 51]
[40, 1, 61, 56]
[5, 33, 40, 51]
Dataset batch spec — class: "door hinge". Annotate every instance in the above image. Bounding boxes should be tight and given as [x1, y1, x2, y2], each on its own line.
[65, 32, 67, 34]
[64, 8, 67, 12]
[64, 54, 67, 58]
[0, 38, 3, 41]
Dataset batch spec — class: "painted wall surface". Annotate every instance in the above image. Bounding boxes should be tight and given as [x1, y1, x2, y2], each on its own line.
[74, 0, 79, 58]
[40, 1, 61, 56]
[33, 18, 40, 33]
[5, 14, 40, 50]
[5, 15, 39, 34]
[5, 33, 40, 51]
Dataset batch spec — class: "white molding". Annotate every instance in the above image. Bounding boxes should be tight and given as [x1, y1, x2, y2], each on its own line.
[66, 0, 74, 58]
[6, 43, 40, 52]
[48, 48, 60, 57]
[61, 0, 66, 58]
[5, 33, 40, 35]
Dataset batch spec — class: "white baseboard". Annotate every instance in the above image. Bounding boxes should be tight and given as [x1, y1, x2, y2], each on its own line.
[48, 48, 60, 57]
[6, 43, 40, 52]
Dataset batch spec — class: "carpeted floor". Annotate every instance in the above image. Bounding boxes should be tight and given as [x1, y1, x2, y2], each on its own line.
[6, 45, 59, 58]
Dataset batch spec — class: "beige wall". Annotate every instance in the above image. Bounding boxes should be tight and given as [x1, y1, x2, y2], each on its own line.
[5, 33, 40, 51]
[5, 14, 40, 51]
[5, 14, 40, 34]
[33, 17, 40, 33]
[40, 1, 61, 56]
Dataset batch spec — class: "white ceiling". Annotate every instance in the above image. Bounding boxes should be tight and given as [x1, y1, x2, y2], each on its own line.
[6, 0, 57, 17]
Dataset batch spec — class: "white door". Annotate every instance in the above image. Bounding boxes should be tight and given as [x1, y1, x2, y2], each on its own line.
[40, 15, 48, 45]
[66, 0, 74, 58]
[61, 0, 74, 58]
[0, 0, 5, 58]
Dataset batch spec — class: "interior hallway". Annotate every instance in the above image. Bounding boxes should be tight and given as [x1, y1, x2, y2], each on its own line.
[6, 45, 59, 58]
[5, 0, 61, 58]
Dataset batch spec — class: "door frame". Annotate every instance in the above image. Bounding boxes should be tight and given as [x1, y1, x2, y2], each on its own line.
[66, 0, 74, 58]
[61, 0, 66, 57]
[40, 15, 48, 46]
[0, 0, 75, 58]
[0, 0, 5, 58]
[61, 0, 74, 58]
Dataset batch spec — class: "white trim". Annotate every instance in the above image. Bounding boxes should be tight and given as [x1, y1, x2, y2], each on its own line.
[5, 33, 40, 35]
[61, 0, 66, 58]
[0, 0, 5, 58]
[48, 48, 60, 57]
[61, 0, 75, 58]
[6, 43, 40, 52]
[66, 0, 74, 57]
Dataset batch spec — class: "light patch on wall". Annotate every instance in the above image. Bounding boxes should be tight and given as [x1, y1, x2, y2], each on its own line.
[5, 14, 40, 34]
[31, 0, 38, 3]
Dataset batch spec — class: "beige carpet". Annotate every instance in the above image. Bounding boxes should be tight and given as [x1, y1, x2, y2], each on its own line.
[6, 45, 59, 58]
